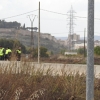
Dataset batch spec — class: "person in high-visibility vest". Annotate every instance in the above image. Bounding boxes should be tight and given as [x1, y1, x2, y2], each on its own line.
[5, 47, 12, 61]
[16, 47, 21, 61]
[0, 46, 5, 60]
[2, 47, 5, 60]
[0, 46, 2, 60]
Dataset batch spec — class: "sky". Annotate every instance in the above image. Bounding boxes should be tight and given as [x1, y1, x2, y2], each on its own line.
[0, 0, 100, 38]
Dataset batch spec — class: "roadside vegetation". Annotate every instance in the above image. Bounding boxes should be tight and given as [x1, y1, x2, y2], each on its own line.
[0, 21, 100, 100]
[1, 38, 100, 65]
[0, 63, 100, 100]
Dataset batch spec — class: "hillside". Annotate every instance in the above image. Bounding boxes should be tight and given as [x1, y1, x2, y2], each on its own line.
[0, 28, 66, 54]
[56, 35, 100, 41]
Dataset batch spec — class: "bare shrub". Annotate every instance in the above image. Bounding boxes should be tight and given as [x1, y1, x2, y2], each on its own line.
[0, 62, 99, 99]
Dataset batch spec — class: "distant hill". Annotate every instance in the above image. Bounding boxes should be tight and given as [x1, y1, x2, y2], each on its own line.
[0, 28, 66, 54]
[56, 35, 100, 41]
[94, 36, 100, 40]
[56, 37, 67, 40]
[80, 35, 100, 40]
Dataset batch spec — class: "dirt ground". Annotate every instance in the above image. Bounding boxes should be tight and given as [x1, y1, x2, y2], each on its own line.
[29, 57, 100, 65]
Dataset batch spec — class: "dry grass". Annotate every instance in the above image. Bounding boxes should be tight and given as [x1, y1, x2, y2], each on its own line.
[0, 62, 99, 100]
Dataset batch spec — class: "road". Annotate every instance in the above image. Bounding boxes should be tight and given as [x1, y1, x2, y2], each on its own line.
[0, 61, 100, 77]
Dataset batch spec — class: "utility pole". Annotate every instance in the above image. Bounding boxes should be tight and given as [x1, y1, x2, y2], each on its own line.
[86, 0, 94, 100]
[84, 28, 86, 58]
[38, 1, 40, 63]
[14, 27, 19, 48]
[27, 14, 36, 48]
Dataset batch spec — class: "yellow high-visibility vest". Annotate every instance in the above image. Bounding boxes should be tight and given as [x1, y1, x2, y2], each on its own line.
[0, 48, 4, 56]
[5, 49, 12, 54]
[16, 50, 21, 54]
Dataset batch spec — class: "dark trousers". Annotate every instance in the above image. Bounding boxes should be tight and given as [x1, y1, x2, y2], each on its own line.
[0, 55, 4, 60]
[17, 55, 21, 61]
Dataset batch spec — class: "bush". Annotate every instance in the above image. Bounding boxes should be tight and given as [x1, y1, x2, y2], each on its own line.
[94, 46, 100, 55]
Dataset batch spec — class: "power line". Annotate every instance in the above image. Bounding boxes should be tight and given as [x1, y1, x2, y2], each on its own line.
[41, 9, 100, 20]
[75, 16, 87, 19]
[1, 9, 38, 20]
[41, 9, 67, 16]
[41, 9, 86, 19]
[1, 9, 100, 20]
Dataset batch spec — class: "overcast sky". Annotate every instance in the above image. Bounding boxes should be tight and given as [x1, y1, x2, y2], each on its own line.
[0, 0, 100, 37]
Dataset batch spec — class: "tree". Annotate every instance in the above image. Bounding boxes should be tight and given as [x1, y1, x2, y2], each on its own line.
[0, 39, 26, 53]
[60, 49, 66, 55]
[77, 47, 87, 55]
[0, 20, 21, 28]
[32, 47, 49, 58]
[40, 47, 49, 57]
[22, 23, 26, 29]
[94, 46, 100, 55]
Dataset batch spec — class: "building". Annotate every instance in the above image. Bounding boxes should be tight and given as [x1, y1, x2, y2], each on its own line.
[67, 33, 80, 50]
[94, 40, 100, 47]
[67, 33, 80, 41]
[74, 43, 87, 49]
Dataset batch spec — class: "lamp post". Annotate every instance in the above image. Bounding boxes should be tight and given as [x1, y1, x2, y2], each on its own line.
[86, 0, 94, 100]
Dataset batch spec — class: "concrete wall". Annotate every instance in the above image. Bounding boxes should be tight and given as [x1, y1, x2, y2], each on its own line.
[0, 61, 99, 78]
